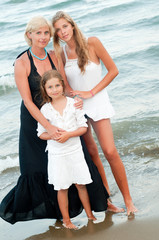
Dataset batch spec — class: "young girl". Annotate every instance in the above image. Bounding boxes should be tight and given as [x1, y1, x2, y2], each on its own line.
[52, 11, 137, 215]
[37, 69, 96, 229]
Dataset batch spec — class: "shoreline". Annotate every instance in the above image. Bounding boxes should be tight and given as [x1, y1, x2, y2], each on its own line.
[1, 210, 159, 240]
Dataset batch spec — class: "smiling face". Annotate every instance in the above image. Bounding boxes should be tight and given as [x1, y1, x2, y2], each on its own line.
[54, 18, 74, 42]
[44, 77, 64, 101]
[27, 26, 50, 48]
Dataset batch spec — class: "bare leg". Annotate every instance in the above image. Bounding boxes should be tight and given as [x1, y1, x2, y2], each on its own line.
[83, 121, 110, 195]
[83, 121, 125, 213]
[75, 184, 96, 220]
[57, 189, 77, 229]
[90, 118, 138, 216]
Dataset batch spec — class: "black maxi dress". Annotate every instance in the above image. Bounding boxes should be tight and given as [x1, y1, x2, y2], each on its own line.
[0, 49, 109, 224]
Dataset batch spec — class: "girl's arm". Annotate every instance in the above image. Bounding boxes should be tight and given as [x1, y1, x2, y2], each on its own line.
[70, 37, 119, 99]
[90, 36, 119, 95]
[68, 127, 87, 138]
[14, 56, 60, 139]
[39, 132, 51, 140]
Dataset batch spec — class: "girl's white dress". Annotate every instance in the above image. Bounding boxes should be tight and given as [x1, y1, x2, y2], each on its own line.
[63, 45, 115, 121]
[37, 97, 92, 190]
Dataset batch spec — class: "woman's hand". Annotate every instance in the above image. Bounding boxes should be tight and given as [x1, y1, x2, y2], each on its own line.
[74, 96, 83, 109]
[46, 125, 66, 140]
[70, 90, 92, 99]
[68, 90, 84, 109]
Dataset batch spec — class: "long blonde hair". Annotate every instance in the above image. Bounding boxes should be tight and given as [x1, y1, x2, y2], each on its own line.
[52, 11, 89, 73]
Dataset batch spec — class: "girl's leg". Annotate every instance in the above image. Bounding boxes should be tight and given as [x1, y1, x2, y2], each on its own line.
[83, 121, 110, 195]
[90, 118, 137, 215]
[75, 184, 96, 220]
[83, 121, 125, 213]
[57, 189, 77, 229]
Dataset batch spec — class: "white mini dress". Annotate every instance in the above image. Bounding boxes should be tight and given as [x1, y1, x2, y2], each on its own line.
[63, 46, 115, 121]
[37, 97, 92, 190]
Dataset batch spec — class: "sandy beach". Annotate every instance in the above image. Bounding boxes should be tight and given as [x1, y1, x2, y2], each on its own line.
[1, 214, 159, 240]
[1, 204, 159, 240]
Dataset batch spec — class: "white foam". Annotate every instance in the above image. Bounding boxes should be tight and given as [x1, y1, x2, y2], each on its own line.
[0, 75, 16, 89]
[0, 156, 19, 173]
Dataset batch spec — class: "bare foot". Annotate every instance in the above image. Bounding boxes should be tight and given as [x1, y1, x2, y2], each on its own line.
[107, 200, 125, 213]
[125, 200, 138, 216]
[63, 220, 78, 229]
[87, 214, 97, 221]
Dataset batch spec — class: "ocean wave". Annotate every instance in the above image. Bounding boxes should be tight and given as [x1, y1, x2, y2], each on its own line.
[0, 74, 16, 94]
[131, 14, 159, 28]
[112, 116, 159, 153]
[120, 141, 159, 158]
[35, 0, 82, 11]
[115, 44, 159, 61]
[0, 156, 19, 174]
[7, 0, 27, 4]
[77, 0, 140, 19]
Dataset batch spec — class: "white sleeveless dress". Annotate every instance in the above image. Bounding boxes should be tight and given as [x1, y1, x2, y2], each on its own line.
[63, 46, 115, 121]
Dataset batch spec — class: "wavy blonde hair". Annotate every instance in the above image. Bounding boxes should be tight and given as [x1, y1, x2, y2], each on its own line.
[52, 11, 89, 73]
[24, 16, 53, 46]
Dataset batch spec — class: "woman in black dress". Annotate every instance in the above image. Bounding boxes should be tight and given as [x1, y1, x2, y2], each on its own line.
[0, 16, 116, 225]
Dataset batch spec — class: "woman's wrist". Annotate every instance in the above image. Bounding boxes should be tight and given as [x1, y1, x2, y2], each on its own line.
[44, 121, 53, 132]
[90, 90, 94, 97]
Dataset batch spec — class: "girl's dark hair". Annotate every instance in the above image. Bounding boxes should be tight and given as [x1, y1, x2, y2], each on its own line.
[40, 69, 65, 105]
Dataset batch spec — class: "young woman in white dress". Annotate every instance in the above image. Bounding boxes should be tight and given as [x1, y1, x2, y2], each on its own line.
[37, 69, 96, 229]
[52, 11, 137, 216]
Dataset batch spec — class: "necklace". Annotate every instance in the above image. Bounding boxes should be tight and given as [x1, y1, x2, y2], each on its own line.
[29, 47, 47, 60]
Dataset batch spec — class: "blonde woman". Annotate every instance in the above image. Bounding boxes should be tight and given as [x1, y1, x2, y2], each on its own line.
[52, 11, 137, 216]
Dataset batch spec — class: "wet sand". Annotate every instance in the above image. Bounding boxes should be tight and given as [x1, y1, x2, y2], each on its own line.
[1, 210, 159, 240]
[1, 176, 159, 240]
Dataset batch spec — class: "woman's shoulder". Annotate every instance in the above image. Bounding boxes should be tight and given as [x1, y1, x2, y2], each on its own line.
[87, 37, 105, 57]
[50, 47, 66, 66]
[48, 49, 62, 59]
[87, 37, 104, 53]
[48, 50, 58, 69]
[14, 50, 29, 68]
[87, 36, 100, 45]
